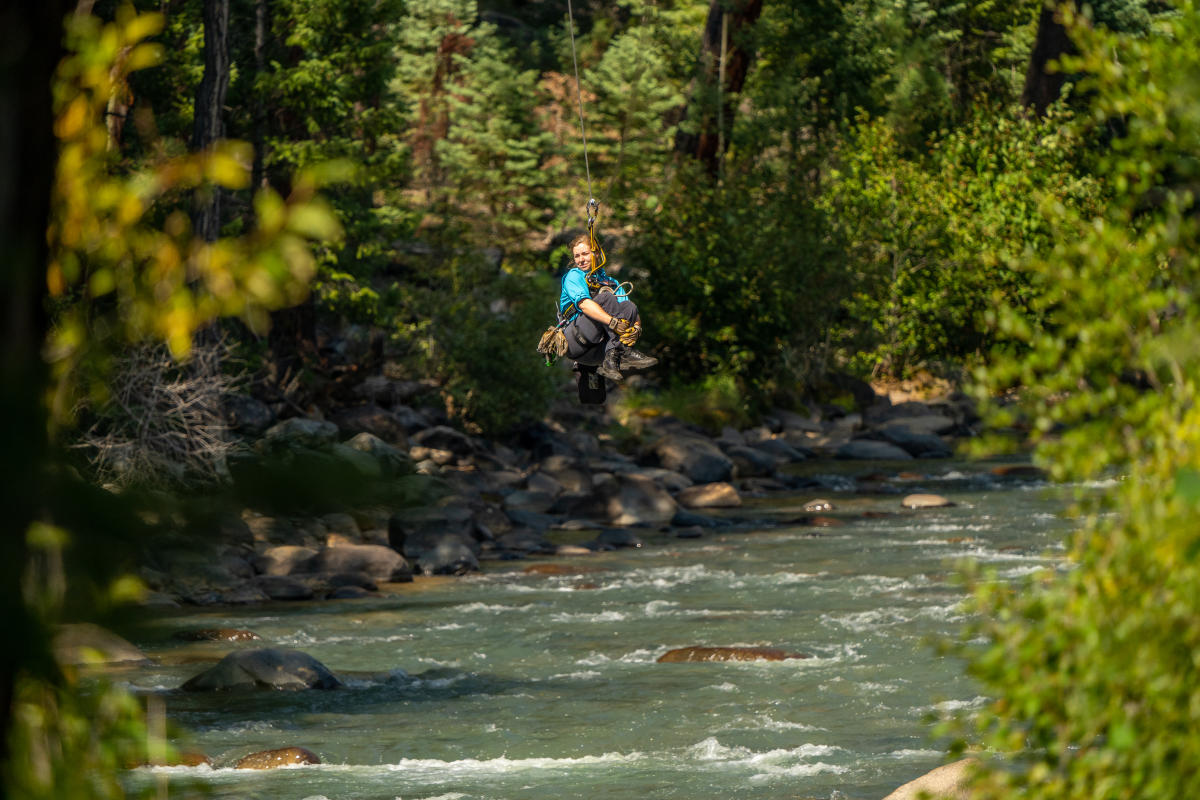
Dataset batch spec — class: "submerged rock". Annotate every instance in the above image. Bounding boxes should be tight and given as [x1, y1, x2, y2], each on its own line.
[901, 493, 954, 509]
[234, 746, 322, 770]
[656, 646, 806, 663]
[181, 648, 342, 691]
[173, 628, 261, 643]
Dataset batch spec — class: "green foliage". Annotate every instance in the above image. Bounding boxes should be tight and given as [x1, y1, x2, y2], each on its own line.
[424, 256, 560, 437]
[820, 106, 1102, 377]
[631, 166, 845, 397]
[950, 4, 1200, 798]
[621, 372, 753, 433]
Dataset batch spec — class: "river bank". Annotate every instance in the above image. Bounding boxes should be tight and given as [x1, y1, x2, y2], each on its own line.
[136, 375, 1010, 610]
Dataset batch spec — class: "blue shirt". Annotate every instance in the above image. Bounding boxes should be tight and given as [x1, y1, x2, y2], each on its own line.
[558, 267, 627, 320]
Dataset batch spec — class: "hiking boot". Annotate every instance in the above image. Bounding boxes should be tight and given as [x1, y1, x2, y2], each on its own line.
[619, 348, 658, 371]
[597, 350, 624, 382]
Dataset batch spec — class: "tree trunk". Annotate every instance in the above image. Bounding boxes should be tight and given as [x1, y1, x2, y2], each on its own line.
[252, 0, 268, 193]
[674, 0, 765, 178]
[1022, 1, 1077, 116]
[0, 0, 67, 768]
[192, 0, 231, 241]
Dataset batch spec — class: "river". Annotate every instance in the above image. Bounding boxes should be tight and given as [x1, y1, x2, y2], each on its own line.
[126, 460, 1073, 800]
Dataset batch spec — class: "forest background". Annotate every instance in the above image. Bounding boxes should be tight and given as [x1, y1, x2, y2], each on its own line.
[6, 0, 1200, 798]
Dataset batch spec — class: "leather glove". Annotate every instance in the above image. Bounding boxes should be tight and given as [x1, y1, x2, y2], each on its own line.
[607, 316, 630, 334]
[619, 320, 642, 347]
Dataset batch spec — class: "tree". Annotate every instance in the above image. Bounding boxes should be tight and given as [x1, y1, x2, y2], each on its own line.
[0, 0, 69, 775]
[191, 0, 231, 241]
[3, 6, 343, 795]
[674, 0, 764, 177]
[956, 5, 1200, 799]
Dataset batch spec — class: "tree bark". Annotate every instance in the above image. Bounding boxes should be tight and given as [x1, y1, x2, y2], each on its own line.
[192, 0, 231, 241]
[0, 0, 67, 768]
[252, 0, 268, 193]
[674, 0, 765, 178]
[1022, 1, 1077, 116]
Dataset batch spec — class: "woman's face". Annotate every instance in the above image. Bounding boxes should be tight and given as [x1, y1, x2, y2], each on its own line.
[572, 242, 594, 270]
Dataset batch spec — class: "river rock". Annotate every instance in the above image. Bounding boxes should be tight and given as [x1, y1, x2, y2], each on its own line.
[878, 412, 957, 437]
[750, 438, 809, 463]
[173, 628, 261, 642]
[251, 545, 319, 576]
[255, 575, 315, 601]
[538, 461, 593, 493]
[330, 405, 408, 447]
[411, 425, 475, 455]
[343, 432, 412, 476]
[224, 394, 275, 435]
[181, 648, 342, 691]
[570, 473, 678, 526]
[881, 757, 977, 800]
[590, 528, 644, 550]
[721, 444, 778, 477]
[872, 426, 953, 458]
[676, 482, 742, 509]
[503, 489, 557, 514]
[647, 434, 734, 483]
[262, 417, 339, 449]
[901, 493, 955, 509]
[635, 467, 693, 492]
[53, 624, 151, 666]
[415, 537, 480, 575]
[303, 543, 409, 580]
[657, 646, 806, 663]
[836, 440, 914, 460]
[496, 529, 557, 555]
[234, 746, 322, 769]
[803, 499, 834, 512]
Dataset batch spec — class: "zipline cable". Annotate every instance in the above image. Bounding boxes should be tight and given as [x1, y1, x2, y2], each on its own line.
[566, 0, 594, 204]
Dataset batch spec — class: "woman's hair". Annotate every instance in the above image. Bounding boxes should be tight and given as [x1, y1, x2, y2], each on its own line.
[569, 233, 595, 252]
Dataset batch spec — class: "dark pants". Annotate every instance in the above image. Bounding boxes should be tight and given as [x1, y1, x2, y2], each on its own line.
[563, 288, 640, 365]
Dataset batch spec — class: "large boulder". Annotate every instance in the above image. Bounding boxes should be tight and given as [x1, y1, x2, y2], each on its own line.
[647, 434, 734, 484]
[676, 482, 742, 509]
[872, 426, 953, 458]
[251, 546, 319, 576]
[303, 543, 410, 581]
[571, 473, 678, 527]
[181, 648, 342, 691]
[750, 438, 809, 463]
[881, 758, 977, 800]
[262, 418, 339, 449]
[343, 432, 413, 476]
[224, 394, 275, 436]
[836, 440, 914, 461]
[721, 444, 779, 478]
[415, 537, 480, 575]
[254, 576, 315, 601]
[329, 405, 409, 447]
[234, 747, 322, 769]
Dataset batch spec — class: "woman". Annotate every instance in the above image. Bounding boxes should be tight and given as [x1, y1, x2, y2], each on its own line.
[558, 234, 656, 382]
